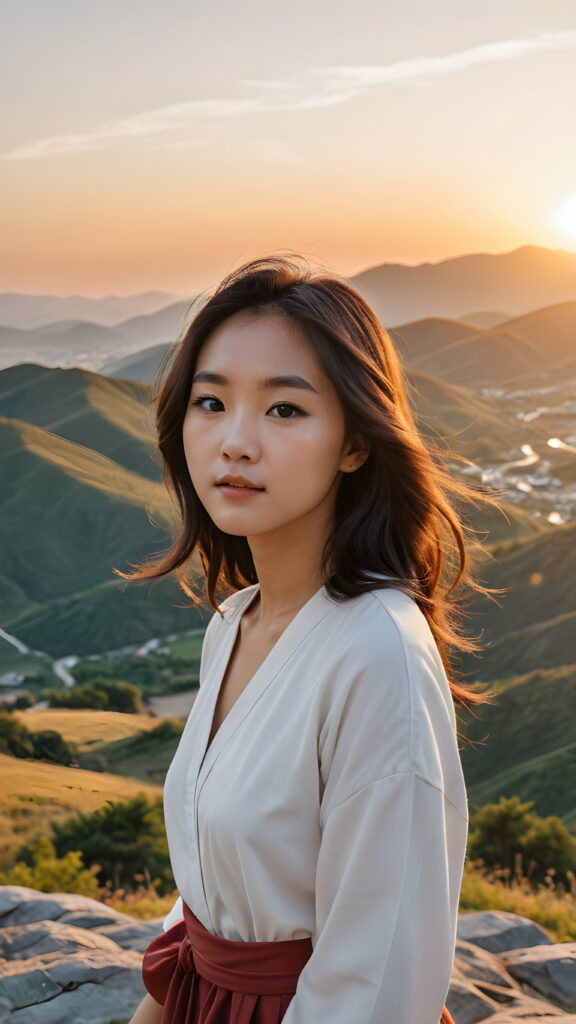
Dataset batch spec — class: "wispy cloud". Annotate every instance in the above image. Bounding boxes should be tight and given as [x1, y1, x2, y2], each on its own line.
[3, 30, 575, 162]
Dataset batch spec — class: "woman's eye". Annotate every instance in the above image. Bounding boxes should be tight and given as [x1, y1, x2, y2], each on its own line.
[191, 395, 223, 412]
[269, 403, 304, 419]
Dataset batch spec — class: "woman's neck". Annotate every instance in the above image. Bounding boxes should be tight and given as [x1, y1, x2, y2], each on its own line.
[246, 535, 330, 633]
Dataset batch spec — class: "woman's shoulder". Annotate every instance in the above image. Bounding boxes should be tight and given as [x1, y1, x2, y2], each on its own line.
[318, 583, 465, 812]
[325, 580, 440, 672]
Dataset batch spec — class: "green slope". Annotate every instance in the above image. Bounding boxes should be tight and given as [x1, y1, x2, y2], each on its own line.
[408, 369, 550, 460]
[460, 664, 576, 827]
[0, 363, 159, 479]
[79, 719, 185, 784]
[0, 417, 201, 655]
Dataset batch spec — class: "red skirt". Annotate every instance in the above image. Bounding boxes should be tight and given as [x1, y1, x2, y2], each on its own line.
[141, 900, 456, 1023]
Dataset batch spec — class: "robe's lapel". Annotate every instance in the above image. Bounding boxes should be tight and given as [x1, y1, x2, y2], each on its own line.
[195, 582, 337, 789]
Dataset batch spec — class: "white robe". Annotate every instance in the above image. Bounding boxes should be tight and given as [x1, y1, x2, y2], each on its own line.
[161, 580, 469, 1024]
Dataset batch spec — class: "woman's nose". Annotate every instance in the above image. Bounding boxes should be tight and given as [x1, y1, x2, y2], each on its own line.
[220, 413, 260, 461]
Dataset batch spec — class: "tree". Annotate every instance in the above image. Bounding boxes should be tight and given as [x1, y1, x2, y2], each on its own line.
[46, 678, 142, 713]
[12, 691, 35, 710]
[31, 730, 77, 766]
[51, 793, 174, 894]
[0, 710, 33, 757]
[468, 794, 576, 890]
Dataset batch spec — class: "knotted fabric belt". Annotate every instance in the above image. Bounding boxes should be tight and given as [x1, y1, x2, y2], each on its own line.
[141, 899, 457, 1023]
[142, 899, 313, 1005]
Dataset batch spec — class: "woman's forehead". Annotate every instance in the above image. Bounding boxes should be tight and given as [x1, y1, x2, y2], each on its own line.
[197, 312, 321, 375]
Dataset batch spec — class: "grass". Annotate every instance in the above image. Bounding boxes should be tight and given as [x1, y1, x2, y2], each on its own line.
[0, 752, 162, 848]
[12, 708, 159, 749]
[164, 632, 205, 659]
[459, 664, 576, 826]
[79, 719, 184, 784]
[460, 856, 576, 942]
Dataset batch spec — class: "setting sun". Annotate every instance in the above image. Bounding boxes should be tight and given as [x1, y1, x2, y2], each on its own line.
[555, 195, 576, 236]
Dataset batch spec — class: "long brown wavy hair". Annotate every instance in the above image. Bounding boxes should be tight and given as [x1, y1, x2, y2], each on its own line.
[116, 254, 500, 718]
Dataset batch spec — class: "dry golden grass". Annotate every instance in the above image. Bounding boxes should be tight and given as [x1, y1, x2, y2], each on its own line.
[0, 752, 162, 847]
[460, 857, 576, 941]
[13, 708, 158, 749]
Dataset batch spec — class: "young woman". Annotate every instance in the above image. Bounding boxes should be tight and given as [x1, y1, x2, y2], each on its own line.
[125, 255, 494, 1024]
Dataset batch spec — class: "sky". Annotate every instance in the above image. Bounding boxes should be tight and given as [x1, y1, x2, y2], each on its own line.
[1, 0, 576, 297]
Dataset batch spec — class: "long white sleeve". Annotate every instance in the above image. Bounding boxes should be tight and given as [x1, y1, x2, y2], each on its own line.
[282, 770, 468, 1024]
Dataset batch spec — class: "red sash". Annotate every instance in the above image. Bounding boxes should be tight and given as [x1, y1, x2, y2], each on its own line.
[142, 899, 456, 1022]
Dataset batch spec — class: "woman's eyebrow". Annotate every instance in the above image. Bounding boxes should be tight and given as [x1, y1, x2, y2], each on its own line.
[191, 370, 319, 394]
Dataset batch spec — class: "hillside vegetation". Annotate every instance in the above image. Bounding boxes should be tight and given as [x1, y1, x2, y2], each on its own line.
[460, 664, 576, 827]
[13, 708, 159, 747]
[461, 520, 576, 679]
[0, 414, 204, 657]
[0, 752, 162, 848]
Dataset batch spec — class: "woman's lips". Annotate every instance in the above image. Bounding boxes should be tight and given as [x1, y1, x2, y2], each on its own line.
[216, 483, 264, 498]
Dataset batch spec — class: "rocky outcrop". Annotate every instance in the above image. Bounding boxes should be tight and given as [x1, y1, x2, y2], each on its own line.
[0, 886, 157, 1023]
[451, 911, 576, 1022]
[0, 887, 575, 1022]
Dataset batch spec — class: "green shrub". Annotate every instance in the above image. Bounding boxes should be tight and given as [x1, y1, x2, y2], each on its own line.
[0, 710, 77, 765]
[51, 793, 174, 895]
[0, 835, 99, 898]
[0, 710, 34, 757]
[12, 691, 35, 710]
[31, 729, 77, 766]
[46, 678, 142, 713]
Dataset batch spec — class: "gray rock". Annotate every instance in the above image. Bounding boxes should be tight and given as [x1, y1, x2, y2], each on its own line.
[458, 911, 553, 953]
[0, 888, 152, 1022]
[96, 920, 166, 953]
[0, 920, 121, 960]
[0, 888, 121, 928]
[501, 944, 576, 1012]
[0, 886, 162, 951]
[483, 1011, 576, 1022]
[454, 938, 519, 991]
[9, 983, 141, 1024]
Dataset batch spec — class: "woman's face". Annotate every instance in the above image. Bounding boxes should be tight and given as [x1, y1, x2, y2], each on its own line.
[182, 311, 365, 544]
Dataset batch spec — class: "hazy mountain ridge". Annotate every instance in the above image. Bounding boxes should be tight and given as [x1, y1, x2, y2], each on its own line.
[351, 243, 576, 323]
[2, 244, 576, 377]
[0, 290, 178, 330]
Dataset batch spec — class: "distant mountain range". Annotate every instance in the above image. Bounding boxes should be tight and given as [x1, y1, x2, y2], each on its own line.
[1, 245, 575, 386]
[0, 290, 180, 329]
[99, 297, 576, 392]
[353, 243, 576, 323]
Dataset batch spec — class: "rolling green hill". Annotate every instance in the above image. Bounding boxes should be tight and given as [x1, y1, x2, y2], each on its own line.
[0, 363, 159, 479]
[0, 416, 203, 657]
[414, 301, 576, 387]
[459, 664, 576, 828]
[409, 369, 551, 460]
[457, 520, 573, 671]
[77, 718, 185, 784]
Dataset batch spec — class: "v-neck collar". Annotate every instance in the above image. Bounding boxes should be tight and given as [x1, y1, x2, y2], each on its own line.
[196, 581, 337, 784]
